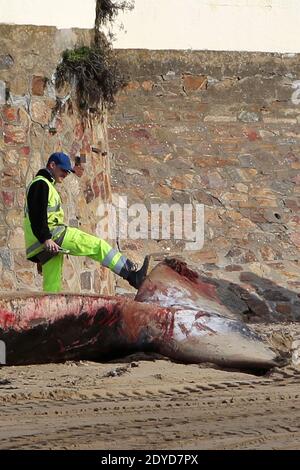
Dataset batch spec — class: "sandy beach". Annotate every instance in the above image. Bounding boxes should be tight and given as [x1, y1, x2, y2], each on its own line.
[0, 323, 299, 450]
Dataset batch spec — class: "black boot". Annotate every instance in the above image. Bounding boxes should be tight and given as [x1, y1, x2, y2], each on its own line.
[120, 256, 150, 289]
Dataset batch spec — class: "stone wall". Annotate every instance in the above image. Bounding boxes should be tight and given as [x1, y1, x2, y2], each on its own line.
[109, 50, 300, 320]
[0, 25, 114, 294]
[1, 29, 300, 319]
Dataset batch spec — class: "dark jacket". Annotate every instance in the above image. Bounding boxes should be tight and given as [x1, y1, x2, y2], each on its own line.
[27, 168, 55, 244]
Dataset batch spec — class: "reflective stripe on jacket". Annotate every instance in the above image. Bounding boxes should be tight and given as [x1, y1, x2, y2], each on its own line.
[24, 175, 66, 259]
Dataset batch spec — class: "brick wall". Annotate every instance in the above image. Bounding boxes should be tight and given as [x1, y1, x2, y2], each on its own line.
[109, 50, 300, 319]
[1, 29, 300, 318]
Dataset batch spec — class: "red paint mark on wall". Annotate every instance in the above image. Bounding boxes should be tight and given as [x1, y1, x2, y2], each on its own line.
[0, 310, 16, 329]
[245, 129, 261, 142]
[1, 190, 14, 207]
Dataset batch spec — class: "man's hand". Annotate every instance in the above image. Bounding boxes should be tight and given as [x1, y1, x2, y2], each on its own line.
[44, 239, 60, 253]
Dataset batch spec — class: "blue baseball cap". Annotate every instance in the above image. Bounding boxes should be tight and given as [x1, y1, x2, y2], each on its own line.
[47, 152, 74, 173]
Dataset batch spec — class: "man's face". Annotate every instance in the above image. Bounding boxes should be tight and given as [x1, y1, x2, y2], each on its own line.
[48, 162, 70, 183]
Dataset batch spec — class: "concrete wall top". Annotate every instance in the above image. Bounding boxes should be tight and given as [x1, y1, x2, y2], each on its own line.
[0, 0, 300, 53]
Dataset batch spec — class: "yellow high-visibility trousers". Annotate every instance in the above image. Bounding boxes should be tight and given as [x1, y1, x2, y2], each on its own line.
[42, 227, 127, 293]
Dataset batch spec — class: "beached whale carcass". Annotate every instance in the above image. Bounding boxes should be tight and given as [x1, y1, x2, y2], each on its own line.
[135, 258, 285, 369]
[0, 259, 286, 369]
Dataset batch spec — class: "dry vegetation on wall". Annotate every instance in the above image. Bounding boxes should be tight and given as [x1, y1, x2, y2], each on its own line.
[95, 0, 134, 32]
[55, 0, 134, 117]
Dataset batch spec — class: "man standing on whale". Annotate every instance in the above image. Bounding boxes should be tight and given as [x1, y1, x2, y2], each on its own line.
[23, 152, 149, 293]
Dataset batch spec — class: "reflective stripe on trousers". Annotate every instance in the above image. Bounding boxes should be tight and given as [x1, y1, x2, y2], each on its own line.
[42, 227, 127, 292]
